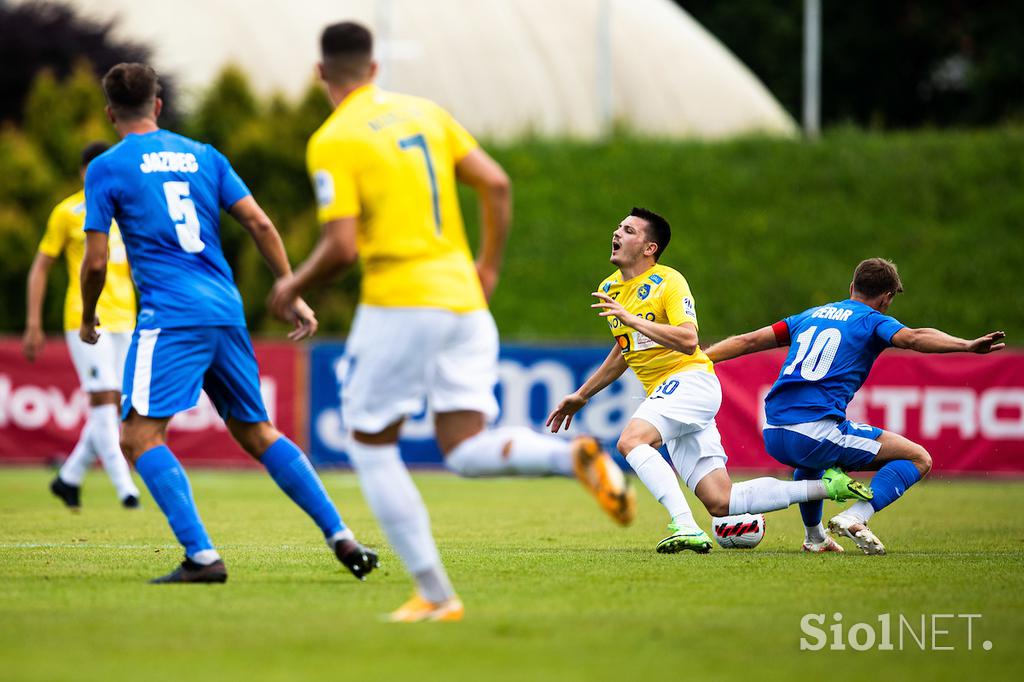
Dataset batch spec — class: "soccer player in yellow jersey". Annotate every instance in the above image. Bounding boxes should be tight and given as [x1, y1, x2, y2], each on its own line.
[23, 141, 140, 509]
[269, 22, 633, 621]
[547, 208, 872, 553]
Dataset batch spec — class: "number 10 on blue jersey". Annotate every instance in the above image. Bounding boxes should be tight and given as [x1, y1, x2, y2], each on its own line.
[399, 134, 441, 234]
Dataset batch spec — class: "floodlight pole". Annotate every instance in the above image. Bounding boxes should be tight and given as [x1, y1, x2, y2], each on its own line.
[803, 0, 821, 139]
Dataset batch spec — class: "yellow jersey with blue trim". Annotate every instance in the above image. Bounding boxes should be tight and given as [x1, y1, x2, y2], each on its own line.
[37, 189, 136, 333]
[307, 84, 486, 312]
[599, 264, 714, 395]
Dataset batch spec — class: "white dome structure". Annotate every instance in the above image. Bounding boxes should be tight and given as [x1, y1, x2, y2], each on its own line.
[36, 0, 797, 140]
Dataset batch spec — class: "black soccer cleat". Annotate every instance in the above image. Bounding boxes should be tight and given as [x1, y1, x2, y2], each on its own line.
[149, 558, 228, 584]
[334, 538, 380, 581]
[50, 477, 81, 509]
[121, 495, 140, 509]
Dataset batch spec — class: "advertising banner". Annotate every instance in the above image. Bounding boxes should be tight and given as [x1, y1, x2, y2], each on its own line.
[307, 343, 1024, 474]
[0, 338, 299, 467]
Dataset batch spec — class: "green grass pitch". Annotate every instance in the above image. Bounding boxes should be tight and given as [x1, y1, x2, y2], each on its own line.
[1, 468, 1021, 681]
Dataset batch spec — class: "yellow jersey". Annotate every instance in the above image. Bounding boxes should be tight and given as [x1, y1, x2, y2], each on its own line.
[599, 264, 714, 395]
[37, 189, 136, 333]
[307, 84, 486, 312]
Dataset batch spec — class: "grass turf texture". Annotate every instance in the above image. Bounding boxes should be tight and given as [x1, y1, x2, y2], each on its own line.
[1, 468, 1021, 682]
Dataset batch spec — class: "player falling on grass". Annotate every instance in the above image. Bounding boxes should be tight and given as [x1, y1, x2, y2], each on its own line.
[24, 141, 141, 510]
[268, 21, 633, 622]
[547, 208, 873, 553]
[705, 258, 1005, 554]
[80, 62, 377, 583]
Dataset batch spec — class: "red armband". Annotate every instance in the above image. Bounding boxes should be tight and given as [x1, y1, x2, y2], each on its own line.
[771, 320, 790, 345]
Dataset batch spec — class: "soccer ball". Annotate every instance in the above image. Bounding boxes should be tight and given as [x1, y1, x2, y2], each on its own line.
[711, 513, 766, 549]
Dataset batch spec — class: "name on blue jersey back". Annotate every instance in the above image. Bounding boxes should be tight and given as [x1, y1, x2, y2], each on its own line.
[83, 129, 251, 329]
[765, 299, 905, 425]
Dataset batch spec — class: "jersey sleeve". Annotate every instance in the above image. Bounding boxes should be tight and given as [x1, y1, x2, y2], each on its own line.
[307, 134, 360, 224]
[83, 159, 115, 234]
[438, 105, 478, 162]
[37, 203, 68, 257]
[872, 313, 906, 346]
[663, 272, 699, 328]
[213, 147, 251, 209]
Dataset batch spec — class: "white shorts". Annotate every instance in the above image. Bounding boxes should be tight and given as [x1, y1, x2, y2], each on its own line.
[340, 305, 500, 433]
[65, 331, 132, 393]
[631, 369, 728, 490]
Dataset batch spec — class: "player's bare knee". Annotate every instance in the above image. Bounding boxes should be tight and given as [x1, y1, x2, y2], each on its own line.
[705, 498, 731, 518]
[912, 446, 933, 477]
[616, 435, 639, 458]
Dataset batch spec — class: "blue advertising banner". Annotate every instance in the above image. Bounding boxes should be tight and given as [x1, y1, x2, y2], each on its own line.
[308, 342, 646, 466]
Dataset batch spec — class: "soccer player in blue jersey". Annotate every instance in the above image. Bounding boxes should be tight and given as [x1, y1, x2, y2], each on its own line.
[80, 62, 378, 583]
[706, 258, 1005, 554]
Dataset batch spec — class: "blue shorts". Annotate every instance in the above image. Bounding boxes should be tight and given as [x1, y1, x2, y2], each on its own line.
[121, 326, 269, 423]
[762, 418, 882, 472]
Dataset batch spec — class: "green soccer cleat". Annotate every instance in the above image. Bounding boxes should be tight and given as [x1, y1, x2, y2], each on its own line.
[821, 467, 873, 502]
[655, 522, 713, 554]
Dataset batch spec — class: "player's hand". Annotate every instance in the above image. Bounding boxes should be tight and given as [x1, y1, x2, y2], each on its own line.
[288, 297, 318, 341]
[22, 325, 44, 362]
[546, 392, 588, 433]
[476, 262, 500, 301]
[967, 331, 1006, 354]
[268, 275, 300, 325]
[79, 316, 100, 345]
[591, 291, 629, 321]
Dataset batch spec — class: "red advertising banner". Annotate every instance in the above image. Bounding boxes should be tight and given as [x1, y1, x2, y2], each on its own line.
[715, 349, 1024, 474]
[0, 337, 299, 467]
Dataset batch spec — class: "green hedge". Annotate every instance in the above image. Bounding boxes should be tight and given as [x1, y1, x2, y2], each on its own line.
[483, 129, 1024, 344]
[2, 66, 1020, 345]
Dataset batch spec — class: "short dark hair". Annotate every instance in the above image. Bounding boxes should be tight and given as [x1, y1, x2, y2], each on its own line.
[321, 22, 374, 84]
[80, 141, 110, 167]
[852, 258, 904, 298]
[630, 207, 671, 261]
[102, 63, 161, 120]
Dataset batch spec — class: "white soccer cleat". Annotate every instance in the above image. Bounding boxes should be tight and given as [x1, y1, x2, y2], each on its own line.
[828, 514, 885, 555]
[801, 534, 845, 553]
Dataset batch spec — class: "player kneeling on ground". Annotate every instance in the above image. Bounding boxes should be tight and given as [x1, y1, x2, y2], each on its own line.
[705, 258, 1005, 554]
[547, 208, 872, 554]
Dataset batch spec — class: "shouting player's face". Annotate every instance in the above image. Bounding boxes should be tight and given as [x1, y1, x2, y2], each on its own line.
[610, 216, 655, 267]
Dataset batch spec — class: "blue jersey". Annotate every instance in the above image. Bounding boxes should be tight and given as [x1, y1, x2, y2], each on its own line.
[764, 299, 905, 425]
[83, 129, 251, 329]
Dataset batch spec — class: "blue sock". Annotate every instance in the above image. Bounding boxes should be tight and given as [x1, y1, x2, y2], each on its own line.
[869, 460, 922, 512]
[793, 468, 825, 526]
[134, 445, 215, 557]
[261, 437, 345, 539]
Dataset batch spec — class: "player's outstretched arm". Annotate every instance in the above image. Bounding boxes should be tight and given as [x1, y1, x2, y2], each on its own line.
[23, 252, 56, 361]
[230, 196, 318, 340]
[546, 345, 628, 433]
[79, 231, 108, 345]
[705, 325, 783, 364]
[891, 327, 1006, 354]
[456, 148, 511, 300]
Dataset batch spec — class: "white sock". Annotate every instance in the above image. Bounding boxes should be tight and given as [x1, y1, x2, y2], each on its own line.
[190, 549, 221, 566]
[626, 445, 695, 527]
[445, 426, 574, 477]
[845, 501, 875, 525]
[805, 524, 827, 544]
[325, 528, 355, 549]
[729, 478, 823, 514]
[59, 420, 97, 486]
[89, 404, 139, 500]
[346, 439, 455, 602]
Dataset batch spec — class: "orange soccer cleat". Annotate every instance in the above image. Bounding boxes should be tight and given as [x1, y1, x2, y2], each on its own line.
[571, 436, 637, 526]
